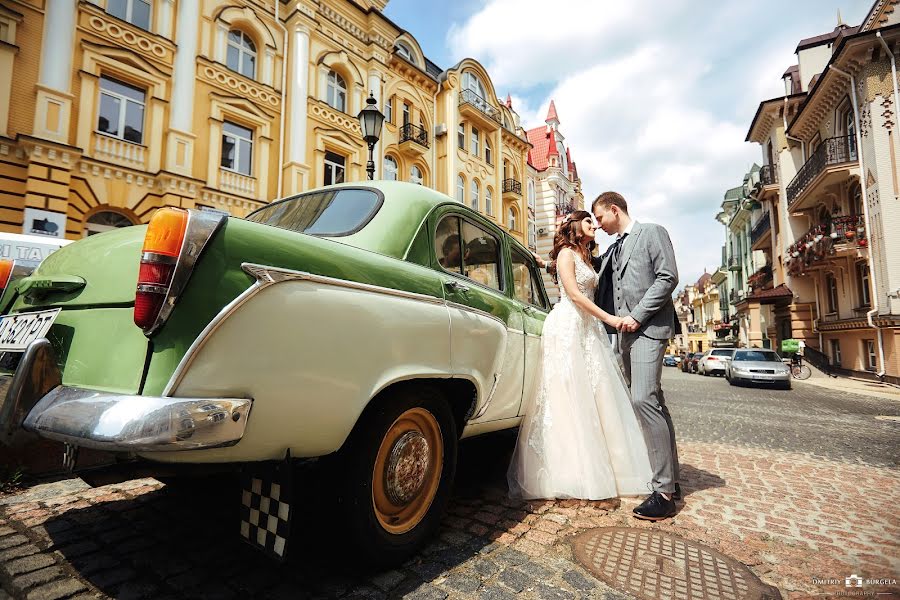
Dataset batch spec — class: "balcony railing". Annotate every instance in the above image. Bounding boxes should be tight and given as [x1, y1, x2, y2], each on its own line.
[399, 123, 429, 148]
[747, 264, 773, 291]
[759, 164, 778, 186]
[458, 89, 501, 124]
[786, 135, 857, 205]
[93, 133, 146, 169]
[503, 178, 522, 195]
[727, 257, 740, 271]
[750, 212, 771, 247]
[555, 201, 574, 216]
[219, 168, 257, 198]
[785, 215, 867, 276]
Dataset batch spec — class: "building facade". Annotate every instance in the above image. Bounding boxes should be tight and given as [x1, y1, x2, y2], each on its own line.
[0, 0, 537, 246]
[525, 101, 583, 302]
[744, 0, 900, 382]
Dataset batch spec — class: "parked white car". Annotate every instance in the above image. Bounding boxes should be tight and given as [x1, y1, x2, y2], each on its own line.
[698, 348, 735, 376]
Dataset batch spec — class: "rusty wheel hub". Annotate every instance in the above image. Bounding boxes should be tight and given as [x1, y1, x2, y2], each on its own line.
[385, 431, 430, 504]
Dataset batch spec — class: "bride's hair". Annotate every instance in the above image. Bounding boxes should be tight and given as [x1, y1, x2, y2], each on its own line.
[549, 210, 596, 283]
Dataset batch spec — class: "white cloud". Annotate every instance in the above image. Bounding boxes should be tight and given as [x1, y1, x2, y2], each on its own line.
[447, 0, 871, 286]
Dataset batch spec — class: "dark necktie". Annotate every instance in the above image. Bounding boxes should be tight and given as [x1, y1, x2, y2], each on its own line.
[612, 233, 628, 265]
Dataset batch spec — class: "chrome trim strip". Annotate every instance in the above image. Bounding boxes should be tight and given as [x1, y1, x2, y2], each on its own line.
[136, 283, 168, 294]
[507, 328, 525, 335]
[141, 252, 178, 265]
[472, 373, 501, 420]
[22, 386, 251, 452]
[445, 300, 506, 328]
[525, 333, 542, 339]
[145, 209, 227, 336]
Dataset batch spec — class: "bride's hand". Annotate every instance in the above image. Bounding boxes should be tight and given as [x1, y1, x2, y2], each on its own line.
[605, 315, 623, 330]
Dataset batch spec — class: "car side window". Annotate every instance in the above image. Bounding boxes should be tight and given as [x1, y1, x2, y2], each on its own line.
[434, 216, 463, 275]
[460, 220, 502, 291]
[511, 248, 541, 306]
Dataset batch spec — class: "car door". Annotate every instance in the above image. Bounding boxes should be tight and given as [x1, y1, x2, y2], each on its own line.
[509, 245, 549, 416]
[432, 210, 523, 422]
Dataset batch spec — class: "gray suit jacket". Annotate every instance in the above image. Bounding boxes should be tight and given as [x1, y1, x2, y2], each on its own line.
[598, 222, 679, 341]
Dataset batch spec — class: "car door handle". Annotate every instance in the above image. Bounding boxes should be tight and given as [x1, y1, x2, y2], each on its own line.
[444, 280, 470, 294]
[523, 306, 536, 315]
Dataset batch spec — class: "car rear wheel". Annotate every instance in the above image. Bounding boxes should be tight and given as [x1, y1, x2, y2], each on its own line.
[335, 384, 457, 568]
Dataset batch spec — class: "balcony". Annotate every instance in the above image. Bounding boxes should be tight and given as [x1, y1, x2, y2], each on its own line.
[503, 178, 522, 196]
[93, 133, 146, 170]
[398, 123, 429, 157]
[458, 89, 501, 130]
[785, 215, 867, 276]
[786, 135, 858, 209]
[555, 201, 574, 216]
[218, 168, 257, 199]
[750, 212, 771, 250]
[747, 264, 773, 292]
[759, 164, 778, 187]
[727, 257, 741, 271]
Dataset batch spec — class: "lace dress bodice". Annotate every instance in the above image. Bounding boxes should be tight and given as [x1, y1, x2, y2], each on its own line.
[558, 249, 599, 304]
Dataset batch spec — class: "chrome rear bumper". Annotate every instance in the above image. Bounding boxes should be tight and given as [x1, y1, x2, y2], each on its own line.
[0, 339, 251, 452]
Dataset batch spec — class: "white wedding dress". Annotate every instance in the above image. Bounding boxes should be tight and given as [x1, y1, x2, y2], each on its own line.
[508, 249, 653, 500]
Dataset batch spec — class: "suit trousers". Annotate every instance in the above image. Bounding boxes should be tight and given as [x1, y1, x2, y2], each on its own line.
[619, 333, 679, 494]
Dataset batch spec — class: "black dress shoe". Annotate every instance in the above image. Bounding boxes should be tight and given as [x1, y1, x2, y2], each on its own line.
[673, 483, 682, 501]
[633, 491, 677, 521]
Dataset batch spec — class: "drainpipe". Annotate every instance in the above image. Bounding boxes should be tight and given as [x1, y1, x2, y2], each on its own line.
[432, 80, 442, 190]
[829, 64, 886, 380]
[877, 31, 900, 201]
[274, 2, 288, 199]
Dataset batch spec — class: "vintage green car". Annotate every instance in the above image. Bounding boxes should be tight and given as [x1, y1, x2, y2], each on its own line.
[0, 181, 548, 564]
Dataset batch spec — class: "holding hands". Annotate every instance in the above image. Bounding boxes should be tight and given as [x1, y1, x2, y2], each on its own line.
[618, 315, 641, 333]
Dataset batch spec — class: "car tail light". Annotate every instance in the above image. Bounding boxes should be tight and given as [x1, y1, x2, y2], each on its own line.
[708, 357, 719, 361]
[134, 208, 226, 335]
[135, 208, 188, 331]
[0, 260, 12, 292]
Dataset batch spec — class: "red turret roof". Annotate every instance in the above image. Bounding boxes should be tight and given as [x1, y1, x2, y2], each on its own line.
[505, 94, 512, 108]
[546, 100, 559, 123]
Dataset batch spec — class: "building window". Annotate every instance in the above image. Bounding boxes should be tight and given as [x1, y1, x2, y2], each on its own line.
[864, 339, 877, 371]
[485, 187, 493, 216]
[226, 30, 256, 79]
[857, 261, 871, 307]
[98, 75, 145, 144]
[84, 210, 135, 237]
[410, 165, 423, 185]
[529, 221, 537, 249]
[385, 96, 394, 124]
[382, 155, 398, 181]
[485, 139, 492, 165]
[221, 121, 253, 176]
[462, 71, 487, 101]
[826, 272, 838, 314]
[457, 123, 465, 150]
[326, 70, 347, 113]
[508, 207, 517, 231]
[528, 179, 536, 210]
[402, 102, 411, 126]
[324, 151, 345, 185]
[107, 0, 151, 31]
[395, 42, 417, 66]
[471, 127, 480, 157]
[830, 339, 841, 367]
[456, 175, 465, 203]
[470, 180, 480, 211]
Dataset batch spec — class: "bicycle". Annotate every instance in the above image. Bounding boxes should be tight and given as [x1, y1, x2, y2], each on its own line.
[790, 354, 812, 380]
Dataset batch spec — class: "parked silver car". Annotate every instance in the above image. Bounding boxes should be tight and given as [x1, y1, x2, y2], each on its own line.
[726, 349, 792, 389]
[698, 348, 735, 376]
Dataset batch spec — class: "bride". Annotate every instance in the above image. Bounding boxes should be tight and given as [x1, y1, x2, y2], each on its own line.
[508, 210, 653, 500]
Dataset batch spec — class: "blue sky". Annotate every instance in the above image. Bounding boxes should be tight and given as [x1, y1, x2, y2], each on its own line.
[384, 0, 874, 288]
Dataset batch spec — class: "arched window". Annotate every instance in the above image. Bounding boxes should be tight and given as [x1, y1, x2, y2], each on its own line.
[326, 70, 347, 112]
[528, 179, 536, 210]
[508, 207, 518, 231]
[396, 42, 417, 66]
[471, 180, 480, 211]
[84, 210, 135, 237]
[383, 156, 398, 180]
[457, 175, 465, 203]
[226, 30, 256, 79]
[463, 71, 487, 100]
[485, 187, 493, 216]
[410, 165, 424, 185]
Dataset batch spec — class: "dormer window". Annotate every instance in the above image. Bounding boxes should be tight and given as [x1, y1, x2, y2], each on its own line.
[226, 30, 256, 79]
[396, 42, 417, 66]
[326, 70, 347, 113]
[463, 72, 487, 100]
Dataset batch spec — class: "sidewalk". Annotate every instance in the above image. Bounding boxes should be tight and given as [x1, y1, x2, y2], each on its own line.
[797, 363, 900, 401]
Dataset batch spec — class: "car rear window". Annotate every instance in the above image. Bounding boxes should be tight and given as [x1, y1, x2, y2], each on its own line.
[733, 350, 780, 362]
[711, 350, 733, 356]
[245, 188, 383, 237]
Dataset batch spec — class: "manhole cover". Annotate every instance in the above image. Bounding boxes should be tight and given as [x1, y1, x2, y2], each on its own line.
[572, 528, 781, 600]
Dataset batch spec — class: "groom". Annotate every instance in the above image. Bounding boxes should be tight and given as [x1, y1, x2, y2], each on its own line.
[593, 192, 681, 521]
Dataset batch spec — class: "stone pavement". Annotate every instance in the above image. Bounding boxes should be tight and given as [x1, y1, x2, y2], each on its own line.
[0, 370, 898, 599]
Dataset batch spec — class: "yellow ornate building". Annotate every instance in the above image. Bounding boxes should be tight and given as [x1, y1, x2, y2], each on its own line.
[0, 0, 532, 242]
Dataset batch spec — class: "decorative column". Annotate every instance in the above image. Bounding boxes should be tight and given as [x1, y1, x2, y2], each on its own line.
[368, 70, 383, 179]
[165, 0, 200, 176]
[284, 25, 310, 194]
[33, 0, 76, 144]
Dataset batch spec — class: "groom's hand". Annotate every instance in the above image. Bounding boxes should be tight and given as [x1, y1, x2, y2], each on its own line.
[618, 316, 640, 332]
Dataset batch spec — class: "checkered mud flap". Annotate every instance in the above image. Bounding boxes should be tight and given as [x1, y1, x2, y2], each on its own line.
[239, 453, 293, 561]
[62, 443, 79, 472]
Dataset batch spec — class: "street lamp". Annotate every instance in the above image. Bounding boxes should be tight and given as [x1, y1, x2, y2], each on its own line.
[357, 92, 385, 180]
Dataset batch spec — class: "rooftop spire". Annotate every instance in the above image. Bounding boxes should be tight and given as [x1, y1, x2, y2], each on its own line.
[545, 100, 559, 124]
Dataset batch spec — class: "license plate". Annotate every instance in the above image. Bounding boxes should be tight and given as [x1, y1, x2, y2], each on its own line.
[0, 309, 61, 352]
[752, 375, 773, 382]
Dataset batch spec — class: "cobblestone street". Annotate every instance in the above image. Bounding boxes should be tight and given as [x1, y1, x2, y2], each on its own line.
[0, 369, 898, 600]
